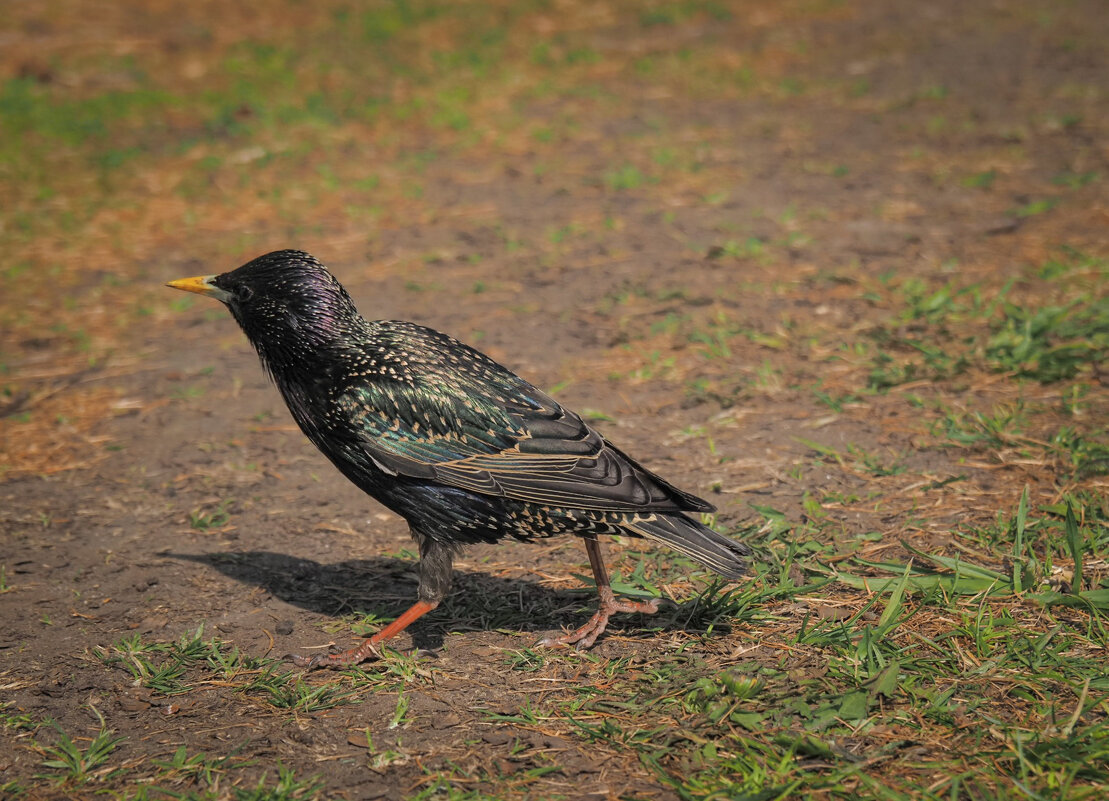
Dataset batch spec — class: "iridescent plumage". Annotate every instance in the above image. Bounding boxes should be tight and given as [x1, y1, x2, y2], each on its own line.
[168, 250, 752, 667]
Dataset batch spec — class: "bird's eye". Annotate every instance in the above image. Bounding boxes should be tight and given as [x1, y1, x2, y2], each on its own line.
[236, 285, 255, 303]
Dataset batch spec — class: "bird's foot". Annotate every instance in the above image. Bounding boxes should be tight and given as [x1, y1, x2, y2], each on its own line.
[540, 594, 661, 650]
[286, 600, 438, 669]
[286, 639, 380, 670]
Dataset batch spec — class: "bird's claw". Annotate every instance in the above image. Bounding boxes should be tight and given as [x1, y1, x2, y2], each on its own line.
[285, 640, 382, 670]
[632, 598, 662, 615]
[284, 652, 330, 669]
[540, 596, 662, 650]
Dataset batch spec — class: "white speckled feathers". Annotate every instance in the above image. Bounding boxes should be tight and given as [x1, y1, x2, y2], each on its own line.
[333, 320, 715, 514]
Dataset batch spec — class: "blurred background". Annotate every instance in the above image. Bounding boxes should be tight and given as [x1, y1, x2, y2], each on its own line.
[2, 0, 1109, 474]
[3, 0, 1103, 478]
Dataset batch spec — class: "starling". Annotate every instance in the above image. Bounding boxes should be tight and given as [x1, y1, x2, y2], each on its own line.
[167, 250, 752, 668]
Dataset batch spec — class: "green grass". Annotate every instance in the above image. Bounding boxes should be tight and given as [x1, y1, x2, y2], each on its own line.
[93, 626, 430, 711]
[35, 710, 125, 785]
[510, 542, 1109, 799]
[22, 699, 323, 799]
[860, 249, 1108, 390]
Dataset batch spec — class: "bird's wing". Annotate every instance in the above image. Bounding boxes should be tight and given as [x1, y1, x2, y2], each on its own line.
[335, 379, 713, 513]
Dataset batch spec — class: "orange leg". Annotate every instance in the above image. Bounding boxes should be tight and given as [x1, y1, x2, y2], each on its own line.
[540, 533, 660, 649]
[289, 599, 437, 669]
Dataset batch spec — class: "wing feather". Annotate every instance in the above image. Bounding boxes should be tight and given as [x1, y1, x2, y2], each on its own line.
[335, 374, 712, 514]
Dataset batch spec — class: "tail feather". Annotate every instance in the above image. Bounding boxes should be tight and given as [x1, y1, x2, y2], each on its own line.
[625, 514, 752, 579]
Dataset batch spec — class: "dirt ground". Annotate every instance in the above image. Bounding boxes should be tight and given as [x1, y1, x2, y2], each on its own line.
[1, 0, 1107, 798]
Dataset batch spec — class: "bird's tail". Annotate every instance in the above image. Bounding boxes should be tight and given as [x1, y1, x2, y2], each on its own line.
[625, 513, 752, 579]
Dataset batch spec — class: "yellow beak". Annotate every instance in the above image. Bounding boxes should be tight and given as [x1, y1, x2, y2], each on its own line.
[166, 275, 232, 302]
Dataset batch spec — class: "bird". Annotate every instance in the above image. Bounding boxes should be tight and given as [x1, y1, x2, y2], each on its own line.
[167, 250, 752, 668]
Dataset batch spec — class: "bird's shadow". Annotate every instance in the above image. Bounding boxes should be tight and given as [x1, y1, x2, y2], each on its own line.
[170, 550, 712, 651]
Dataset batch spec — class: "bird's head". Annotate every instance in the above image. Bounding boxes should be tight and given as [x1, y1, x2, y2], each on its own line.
[167, 250, 362, 376]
